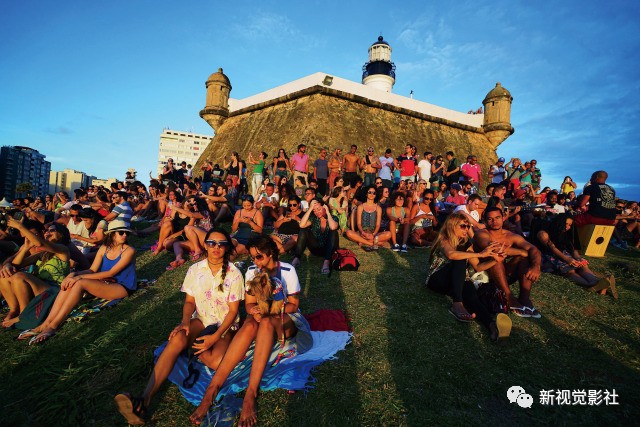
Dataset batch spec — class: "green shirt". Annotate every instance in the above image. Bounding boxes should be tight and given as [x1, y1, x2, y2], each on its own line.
[253, 160, 265, 174]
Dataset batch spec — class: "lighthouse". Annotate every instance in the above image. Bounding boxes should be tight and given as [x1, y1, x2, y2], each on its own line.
[361, 36, 396, 93]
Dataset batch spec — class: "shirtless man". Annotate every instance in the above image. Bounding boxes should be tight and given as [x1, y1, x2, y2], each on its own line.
[361, 146, 381, 187]
[328, 148, 343, 190]
[343, 145, 361, 188]
[474, 207, 542, 318]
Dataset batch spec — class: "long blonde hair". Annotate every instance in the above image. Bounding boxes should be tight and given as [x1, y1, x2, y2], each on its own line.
[429, 212, 469, 263]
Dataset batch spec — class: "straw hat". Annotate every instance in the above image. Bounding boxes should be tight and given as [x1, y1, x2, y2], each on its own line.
[105, 219, 132, 234]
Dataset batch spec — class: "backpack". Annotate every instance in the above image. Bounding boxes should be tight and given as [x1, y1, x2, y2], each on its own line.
[331, 249, 360, 271]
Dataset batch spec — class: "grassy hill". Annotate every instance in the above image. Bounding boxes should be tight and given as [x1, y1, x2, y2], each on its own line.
[1, 230, 638, 426]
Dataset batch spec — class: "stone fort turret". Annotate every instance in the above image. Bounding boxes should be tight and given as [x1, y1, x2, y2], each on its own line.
[199, 68, 232, 132]
[482, 82, 514, 147]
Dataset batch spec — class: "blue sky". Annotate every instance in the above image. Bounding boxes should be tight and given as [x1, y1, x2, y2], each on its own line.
[1, 1, 639, 199]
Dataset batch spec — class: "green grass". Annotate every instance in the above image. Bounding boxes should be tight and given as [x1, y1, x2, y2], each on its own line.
[1, 229, 639, 426]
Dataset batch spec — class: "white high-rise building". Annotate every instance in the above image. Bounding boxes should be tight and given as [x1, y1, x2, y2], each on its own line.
[157, 129, 212, 176]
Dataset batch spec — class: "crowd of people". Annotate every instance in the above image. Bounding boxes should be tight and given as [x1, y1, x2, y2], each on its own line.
[0, 145, 638, 425]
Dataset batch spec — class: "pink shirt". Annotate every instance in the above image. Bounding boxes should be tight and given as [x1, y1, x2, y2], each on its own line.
[446, 194, 467, 206]
[461, 163, 481, 183]
[290, 153, 309, 173]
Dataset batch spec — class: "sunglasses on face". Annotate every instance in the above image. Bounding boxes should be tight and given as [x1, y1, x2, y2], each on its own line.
[424, 197, 433, 201]
[367, 191, 376, 195]
[69, 214, 78, 218]
[116, 231, 130, 236]
[205, 239, 230, 249]
[289, 203, 298, 207]
[459, 224, 470, 230]
[251, 253, 265, 261]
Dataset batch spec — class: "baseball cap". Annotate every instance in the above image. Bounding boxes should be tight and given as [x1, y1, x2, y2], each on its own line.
[451, 183, 462, 190]
[498, 157, 505, 163]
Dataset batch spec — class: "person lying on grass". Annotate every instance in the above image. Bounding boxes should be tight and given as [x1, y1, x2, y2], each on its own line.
[425, 212, 512, 341]
[474, 207, 543, 318]
[23, 219, 136, 344]
[534, 213, 616, 297]
[115, 228, 244, 425]
[190, 236, 313, 427]
[0, 218, 70, 328]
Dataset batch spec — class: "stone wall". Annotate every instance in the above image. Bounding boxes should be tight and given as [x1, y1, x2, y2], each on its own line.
[195, 90, 500, 183]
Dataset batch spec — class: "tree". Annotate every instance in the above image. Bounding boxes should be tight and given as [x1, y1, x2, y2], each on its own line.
[15, 182, 34, 197]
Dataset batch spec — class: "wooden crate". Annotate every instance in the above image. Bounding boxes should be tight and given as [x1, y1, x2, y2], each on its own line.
[577, 225, 614, 257]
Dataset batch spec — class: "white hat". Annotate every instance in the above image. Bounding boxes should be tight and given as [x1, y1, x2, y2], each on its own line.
[0, 198, 13, 208]
[106, 219, 133, 234]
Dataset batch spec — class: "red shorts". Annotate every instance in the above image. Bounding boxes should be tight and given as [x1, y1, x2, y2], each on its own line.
[573, 213, 615, 228]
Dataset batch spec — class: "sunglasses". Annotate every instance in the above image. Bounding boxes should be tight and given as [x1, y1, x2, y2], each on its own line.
[116, 230, 130, 236]
[424, 197, 433, 201]
[459, 224, 470, 230]
[289, 203, 298, 207]
[251, 253, 265, 261]
[69, 214, 78, 218]
[205, 239, 230, 249]
[367, 191, 376, 195]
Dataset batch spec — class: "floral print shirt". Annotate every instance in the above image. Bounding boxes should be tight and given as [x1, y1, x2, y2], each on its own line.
[181, 260, 245, 327]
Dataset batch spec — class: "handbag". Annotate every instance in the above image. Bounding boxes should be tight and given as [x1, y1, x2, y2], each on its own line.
[477, 282, 510, 314]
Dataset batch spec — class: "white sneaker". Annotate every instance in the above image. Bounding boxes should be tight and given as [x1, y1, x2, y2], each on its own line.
[401, 244, 408, 253]
[392, 244, 400, 252]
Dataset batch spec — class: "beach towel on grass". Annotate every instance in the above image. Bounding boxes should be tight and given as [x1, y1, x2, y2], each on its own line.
[154, 310, 352, 426]
[66, 279, 157, 322]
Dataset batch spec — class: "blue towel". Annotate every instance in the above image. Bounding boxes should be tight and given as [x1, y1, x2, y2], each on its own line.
[154, 330, 352, 426]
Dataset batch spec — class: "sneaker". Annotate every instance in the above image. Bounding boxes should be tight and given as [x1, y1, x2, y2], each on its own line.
[392, 244, 400, 252]
[401, 244, 408, 253]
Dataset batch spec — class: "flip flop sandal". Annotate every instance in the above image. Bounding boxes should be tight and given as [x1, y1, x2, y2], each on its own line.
[18, 329, 39, 341]
[191, 252, 204, 262]
[28, 330, 55, 346]
[166, 260, 179, 271]
[510, 306, 530, 318]
[114, 393, 147, 425]
[448, 307, 475, 322]
[525, 306, 542, 319]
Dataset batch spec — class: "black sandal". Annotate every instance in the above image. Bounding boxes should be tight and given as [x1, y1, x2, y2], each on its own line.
[115, 393, 147, 425]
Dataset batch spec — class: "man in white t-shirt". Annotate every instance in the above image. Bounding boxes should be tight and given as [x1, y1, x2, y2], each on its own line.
[417, 151, 433, 187]
[453, 194, 485, 237]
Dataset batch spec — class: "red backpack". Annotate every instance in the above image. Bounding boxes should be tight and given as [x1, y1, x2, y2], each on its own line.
[331, 249, 360, 271]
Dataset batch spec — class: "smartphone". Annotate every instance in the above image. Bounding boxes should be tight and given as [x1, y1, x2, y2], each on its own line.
[13, 212, 23, 221]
